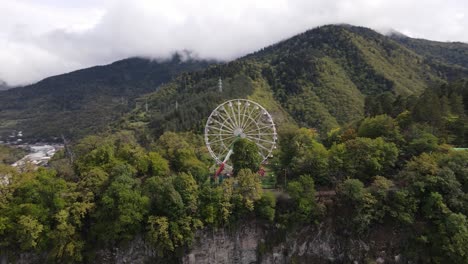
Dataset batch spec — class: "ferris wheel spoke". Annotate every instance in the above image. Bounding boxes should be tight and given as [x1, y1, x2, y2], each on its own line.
[245, 135, 276, 145]
[237, 101, 242, 129]
[244, 124, 258, 136]
[206, 133, 236, 136]
[222, 106, 239, 129]
[244, 104, 257, 126]
[239, 102, 249, 129]
[243, 123, 275, 135]
[206, 125, 234, 134]
[248, 133, 277, 136]
[218, 137, 237, 155]
[231, 103, 241, 128]
[254, 142, 273, 152]
[241, 105, 259, 130]
[208, 135, 237, 144]
[242, 109, 264, 132]
[219, 146, 233, 160]
[209, 118, 235, 132]
[235, 103, 243, 128]
[239, 113, 252, 129]
[215, 110, 236, 131]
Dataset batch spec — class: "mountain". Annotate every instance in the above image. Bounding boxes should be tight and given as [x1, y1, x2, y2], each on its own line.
[0, 54, 214, 141]
[390, 33, 468, 69]
[123, 25, 468, 137]
[2, 25, 468, 141]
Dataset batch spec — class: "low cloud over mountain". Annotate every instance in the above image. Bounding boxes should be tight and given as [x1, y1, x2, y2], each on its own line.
[1, 0, 467, 86]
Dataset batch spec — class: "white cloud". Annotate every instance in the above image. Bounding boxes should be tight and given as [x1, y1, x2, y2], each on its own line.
[1, 0, 467, 86]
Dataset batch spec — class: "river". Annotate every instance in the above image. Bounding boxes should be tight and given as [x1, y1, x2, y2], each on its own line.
[12, 144, 63, 167]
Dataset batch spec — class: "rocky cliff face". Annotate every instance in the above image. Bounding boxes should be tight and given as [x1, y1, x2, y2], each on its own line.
[183, 223, 264, 264]
[5, 220, 403, 264]
[183, 221, 402, 264]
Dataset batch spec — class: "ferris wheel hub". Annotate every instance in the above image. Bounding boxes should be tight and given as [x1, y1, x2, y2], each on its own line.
[233, 127, 246, 138]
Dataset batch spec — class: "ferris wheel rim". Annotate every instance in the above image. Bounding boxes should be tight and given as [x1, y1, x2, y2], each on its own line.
[204, 99, 277, 165]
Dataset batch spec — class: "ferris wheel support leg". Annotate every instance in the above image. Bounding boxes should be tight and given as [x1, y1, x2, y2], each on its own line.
[223, 148, 234, 163]
[213, 149, 234, 179]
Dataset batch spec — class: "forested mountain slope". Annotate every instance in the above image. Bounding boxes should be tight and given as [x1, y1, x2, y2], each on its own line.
[125, 25, 468, 136]
[390, 33, 468, 69]
[0, 55, 213, 141]
[2, 25, 468, 141]
[1, 24, 468, 264]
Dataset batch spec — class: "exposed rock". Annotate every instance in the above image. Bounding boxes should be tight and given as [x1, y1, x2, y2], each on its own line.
[182, 221, 402, 264]
[2, 221, 403, 264]
[184, 224, 264, 264]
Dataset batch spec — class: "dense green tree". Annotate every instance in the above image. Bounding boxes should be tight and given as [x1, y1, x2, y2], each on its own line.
[276, 127, 329, 184]
[231, 138, 262, 176]
[233, 169, 263, 212]
[146, 152, 170, 177]
[335, 178, 377, 234]
[91, 166, 149, 244]
[144, 176, 184, 219]
[386, 189, 417, 225]
[255, 192, 276, 222]
[198, 179, 234, 226]
[146, 215, 202, 256]
[407, 131, 439, 156]
[286, 175, 321, 223]
[330, 137, 399, 182]
[399, 153, 465, 213]
[173, 172, 199, 214]
[0, 145, 27, 165]
[155, 132, 209, 182]
[413, 89, 443, 128]
[0, 168, 91, 262]
[357, 114, 403, 143]
[16, 215, 44, 250]
[437, 150, 468, 193]
[395, 110, 413, 129]
[364, 92, 396, 117]
[146, 216, 173, 254]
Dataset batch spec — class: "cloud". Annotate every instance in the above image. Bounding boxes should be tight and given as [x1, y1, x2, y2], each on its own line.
[1, 0, 468, 86]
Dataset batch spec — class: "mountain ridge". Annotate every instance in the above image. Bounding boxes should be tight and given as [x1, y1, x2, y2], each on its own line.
[125, 24, 468, 137]
[0, 54, 215, 141]
[2, 24, 468, 141]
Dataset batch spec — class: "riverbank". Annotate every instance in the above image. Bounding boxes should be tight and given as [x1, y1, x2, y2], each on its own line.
[4, 143, 63, 168]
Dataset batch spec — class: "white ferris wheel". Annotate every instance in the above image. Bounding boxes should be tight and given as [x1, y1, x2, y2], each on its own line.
[204, 99, 277, 167]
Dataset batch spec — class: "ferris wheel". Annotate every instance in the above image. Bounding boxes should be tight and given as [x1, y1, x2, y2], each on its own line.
[204, 99, 277, 167]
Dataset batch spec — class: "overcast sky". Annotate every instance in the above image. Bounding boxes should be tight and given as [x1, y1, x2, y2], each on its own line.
[1, 0, 467, 86]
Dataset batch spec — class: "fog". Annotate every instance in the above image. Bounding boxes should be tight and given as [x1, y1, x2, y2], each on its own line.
[1, 0, 467, 86]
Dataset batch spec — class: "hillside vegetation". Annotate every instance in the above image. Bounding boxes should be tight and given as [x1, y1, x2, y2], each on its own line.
[391, 33, 468, 69]
[1, 25, 468, 141]
[1, 79, 467, 262]
[124, 25, 468, 138]
[0, 54, 213, 141]
[1, 24, 468, 263]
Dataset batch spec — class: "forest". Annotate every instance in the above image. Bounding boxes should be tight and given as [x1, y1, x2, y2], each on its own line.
[2, 25, 468, 142]
[1, 78, 467, 263]
[0, 25, 468, 263]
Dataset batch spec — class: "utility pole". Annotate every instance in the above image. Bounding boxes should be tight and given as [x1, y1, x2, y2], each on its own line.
[218, 77, 223, 93]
